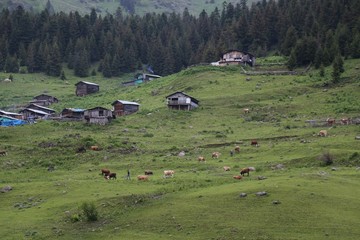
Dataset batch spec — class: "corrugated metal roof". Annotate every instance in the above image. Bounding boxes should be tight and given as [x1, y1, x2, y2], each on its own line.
[112, 100, 140, 106]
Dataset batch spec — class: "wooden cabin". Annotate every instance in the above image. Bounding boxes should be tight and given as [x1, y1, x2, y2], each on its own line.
[84, 107, 113, 125]
[217, 50, 255, 67]
[19, 108, 50, 120]
[60, 108, 85, 120]
[75, 81, 99, 96]
[24, 103, 56, 115]
[166, 92, 199, 110]
[30, 94, 59, 106]
[111, 100, 140, 117]
[0, 109, 23, 119]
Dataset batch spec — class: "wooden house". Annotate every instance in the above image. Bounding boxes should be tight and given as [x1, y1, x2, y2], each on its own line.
[25, 103, 56, 115]
[166, 92, 199, 110]
[84, 107, 113, 125]
[19, 108, 50, 120]
[60, 108, 85, 120]
[216, 50, 255, 67]
[111, 100, 140, 117]
[75, 81, 99, 96]
[122, 73, 162, 86]
[30, 94, 59, 106]
[0, 109, 23, 119]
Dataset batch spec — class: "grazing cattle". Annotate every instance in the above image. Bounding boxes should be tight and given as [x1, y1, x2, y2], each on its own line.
[90, 145, 100, 151]
[223, 166, 231, 171]
[340, 118, 351, 125]
[248, 167, 256, 172]
[327, 118, 336, 126]
[233, 175, 243, 180]
[240, 167, 250, 176]
[137, 175, 149, 181]
[198, 156, 206, 162]
[106, 173, 116, 179]
[318, 130, 328, 137]
[101, 168, 110, 176]
[212, 152, 220, 158]
[144, 170, 153, 175]
[0, 150, 7, 156]
[243, 108, 250, 114]
[234, 146, 240, 153]
[251, 140, 258, 147]
[163, 170, 175, 178]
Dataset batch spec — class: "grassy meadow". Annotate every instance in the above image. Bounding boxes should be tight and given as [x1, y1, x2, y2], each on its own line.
[0, 59, 360, 240]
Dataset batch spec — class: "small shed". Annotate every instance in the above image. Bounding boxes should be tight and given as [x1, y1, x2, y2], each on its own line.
[75, 81, 99, 96]
[25, 103, 56, 115]
[60, 108, 85, 120]
[31, 94, 59, 106]
[122, 73, 162, 86]
[166, 92, 199, 110]
[111, 100, 140, 117]
[84, 107, 113, 125]
[0, 109, 23, 119]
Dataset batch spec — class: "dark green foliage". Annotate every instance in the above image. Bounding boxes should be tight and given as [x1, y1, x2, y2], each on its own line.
[80, 202, 98, 222]
[318, 151, 334, 166]
[332, 55, 344, 84]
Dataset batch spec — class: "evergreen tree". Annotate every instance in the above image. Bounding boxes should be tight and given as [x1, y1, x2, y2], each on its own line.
[46, 41, 62, 76]
[287, 48, 297, 70]
[4, 54, 19, 73]
[332, 54, 343, 84]
[102, 53, 112, 78]
[60, 70, 66, 80]
[74, 49, 89, 77]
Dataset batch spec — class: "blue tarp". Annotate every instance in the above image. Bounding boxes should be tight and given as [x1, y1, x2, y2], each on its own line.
[0, 117, 27, 127]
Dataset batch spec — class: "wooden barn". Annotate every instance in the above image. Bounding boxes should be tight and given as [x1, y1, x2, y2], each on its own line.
[112, 100, 140, 117]
[24, 103, 56, 115]
[84, 107, 113, 125]
[166, 92, 199, 110]
[0, 109, 23, 119]
[30, 94, 59, 106]
[216, 50, 255, 67]
[75, 81, 99, 96]
[60, 108, 85, 120]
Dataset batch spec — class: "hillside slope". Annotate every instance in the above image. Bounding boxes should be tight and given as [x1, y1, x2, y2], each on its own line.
[0, 61, 360, 239]
[1, 0, 257, 16]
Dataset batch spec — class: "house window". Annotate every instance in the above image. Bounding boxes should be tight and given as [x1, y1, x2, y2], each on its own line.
[99, 110, 104, 116]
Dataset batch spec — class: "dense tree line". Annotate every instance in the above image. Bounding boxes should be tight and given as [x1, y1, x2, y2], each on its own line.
[0, 0, 359, 78]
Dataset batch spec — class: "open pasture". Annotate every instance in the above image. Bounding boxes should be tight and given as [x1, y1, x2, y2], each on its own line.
[1, 60, 360, 239]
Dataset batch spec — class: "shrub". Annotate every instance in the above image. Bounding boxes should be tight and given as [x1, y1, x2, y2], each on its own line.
[318, 151, 334, 166]
[80, 202, 98, 222]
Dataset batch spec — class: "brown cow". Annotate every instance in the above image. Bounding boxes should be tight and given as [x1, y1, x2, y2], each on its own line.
[327, 118, 336, 126]
[212, 152, 220, 158]
[198, 156, 206, 162]
[318, 130, 328, 137]
[106, 173, 116, 179]
[240, 167, 250, 176]
[137, 175, 149, 181]
[234, 146, 240, 153]
[340, 118, 351, 125]
[233, 175, 243, 180]
[90, 145, 100, 151]
[0, 150, 7, 156]
[101, 168, 110, 176]
[251, 140, 258, 147]
[144, 170, 153, 175]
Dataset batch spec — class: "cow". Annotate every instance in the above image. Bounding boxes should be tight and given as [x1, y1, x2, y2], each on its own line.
[101, 168, 110, 176]
[240, 167, 250, 176]
[223, 166, 231, 171]
[106, 173, 116, 179]
[163, 170, 175, 178]
[234, 146, 240, 153]
[137, 175, 149, 181]
[198, 156, 206, 162]
[233, 175, 243, 180]
[0, 150, 7, 156]
[340, 118, 351, 125]
[318, 130, 328, 137]
[251, 140, 258, 147]
[144, 170, 153, 175]
[90, 145, 100, 151]
[327, 118, 336, 126]
[212, 152, 220, 158]
[243, 108, 250, 114]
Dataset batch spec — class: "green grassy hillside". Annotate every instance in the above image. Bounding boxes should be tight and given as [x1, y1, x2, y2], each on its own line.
[1, 0, 259, 16]
[0, 59, 360, 239]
